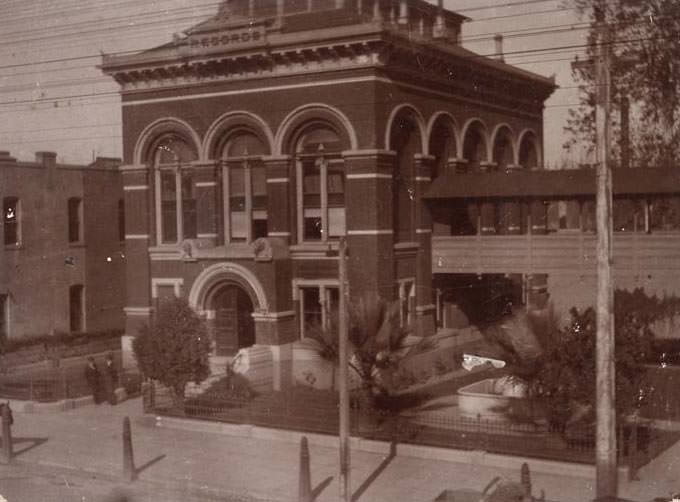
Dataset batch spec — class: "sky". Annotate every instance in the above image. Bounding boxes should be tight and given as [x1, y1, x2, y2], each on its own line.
[0, 0, 591, 166]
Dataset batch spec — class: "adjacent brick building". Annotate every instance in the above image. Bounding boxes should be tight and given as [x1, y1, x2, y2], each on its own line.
[0, 151, 125, 339]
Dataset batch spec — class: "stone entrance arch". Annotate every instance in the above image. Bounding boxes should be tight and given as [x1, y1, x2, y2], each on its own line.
[188, 262, 269, 355]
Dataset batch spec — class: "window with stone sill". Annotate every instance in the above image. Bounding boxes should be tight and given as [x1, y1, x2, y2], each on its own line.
[152, 135, 198, 245]
[222, 132, 268, 243]
[69, 284, 84, 333]
[0, 294, 8, 338]
[296, 125, 345, 243]
[68, 197, 83, 244]
[3, 197, 20, 247]
[299, 284, 339, 339]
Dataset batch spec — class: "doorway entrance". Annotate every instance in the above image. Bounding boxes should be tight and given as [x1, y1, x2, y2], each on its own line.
[212, 284, 255, 356]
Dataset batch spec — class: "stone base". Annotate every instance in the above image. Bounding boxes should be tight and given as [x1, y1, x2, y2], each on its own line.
[120, 335, 138, 371]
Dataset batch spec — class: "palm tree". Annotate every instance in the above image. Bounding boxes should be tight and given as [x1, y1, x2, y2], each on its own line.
[308, 294, 410, 409]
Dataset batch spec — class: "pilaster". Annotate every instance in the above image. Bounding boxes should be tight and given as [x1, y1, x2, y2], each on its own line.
[343, 150, 395, 302]
[412, 154, 435, 336]
[264, 155, 293, 244]
[192, 161, 219, 243]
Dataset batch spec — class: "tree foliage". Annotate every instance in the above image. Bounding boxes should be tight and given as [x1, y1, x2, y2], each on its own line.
[564, 0, 680, 167]
[484, 288, 680, 426]
[308, 294, 410, 405]
[480, 307, 561, 382]
[533, 288, 679, 427]
[132, 297, 211, 398]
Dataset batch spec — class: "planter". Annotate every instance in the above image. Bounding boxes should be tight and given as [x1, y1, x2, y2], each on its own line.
[458, 377, 543, 422]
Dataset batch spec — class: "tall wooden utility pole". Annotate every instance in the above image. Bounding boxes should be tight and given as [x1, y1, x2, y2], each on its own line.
[594, 6, 617, 498]
[338, 238, 350, 501]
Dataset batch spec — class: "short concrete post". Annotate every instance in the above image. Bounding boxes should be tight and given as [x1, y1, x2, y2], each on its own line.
[1, 403, 13, 464]
[520, 462, 531, 499]
[122, 416, 135, 482]
[298, 436, 311, 502]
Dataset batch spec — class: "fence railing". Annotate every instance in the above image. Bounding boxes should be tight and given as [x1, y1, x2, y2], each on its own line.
[143, 382, 676, 473]
[0, 369, 142, 403]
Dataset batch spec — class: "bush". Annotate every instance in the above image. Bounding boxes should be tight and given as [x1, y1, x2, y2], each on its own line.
[132, 298, 210, 399]
[534, 289, 663, 427]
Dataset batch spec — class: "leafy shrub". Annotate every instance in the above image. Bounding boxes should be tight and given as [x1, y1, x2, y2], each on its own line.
[534, 289, 664, 427]
[132, 297, 210, 399]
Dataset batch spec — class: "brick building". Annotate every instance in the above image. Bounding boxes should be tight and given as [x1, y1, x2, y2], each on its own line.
[101, 0, 557, 382]
[0, 151, 125, 339]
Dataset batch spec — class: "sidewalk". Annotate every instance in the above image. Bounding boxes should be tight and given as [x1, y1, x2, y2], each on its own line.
[5, 397, 680, 502]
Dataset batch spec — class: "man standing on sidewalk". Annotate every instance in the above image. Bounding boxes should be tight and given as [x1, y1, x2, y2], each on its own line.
[84, 357, 102, 404]
[102, 353, 118, 405]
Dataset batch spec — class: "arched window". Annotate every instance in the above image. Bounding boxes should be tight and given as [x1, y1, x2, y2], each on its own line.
[492, 127, 514, 169]
[429, 120, 456, 180]
[519, 132, 539, 169]
[152, 135, 198, 244]
[462, 123, 487, 171]
[295, 125, 345, 242]
[222, 131, 268, 243]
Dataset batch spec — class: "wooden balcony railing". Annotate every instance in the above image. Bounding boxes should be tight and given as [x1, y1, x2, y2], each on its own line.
[432, 232, 680, 276]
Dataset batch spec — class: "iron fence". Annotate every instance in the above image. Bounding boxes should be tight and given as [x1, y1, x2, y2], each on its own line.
[143, 382, 677, 472]
[0, 369, 143, 402]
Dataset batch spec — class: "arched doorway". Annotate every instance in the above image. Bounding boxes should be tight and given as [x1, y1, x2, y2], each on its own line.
[212, 284, 255, 356]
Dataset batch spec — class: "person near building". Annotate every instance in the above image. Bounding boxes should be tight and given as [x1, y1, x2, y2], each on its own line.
[102, 353, 118, 405]
[84, 357, 102, 404]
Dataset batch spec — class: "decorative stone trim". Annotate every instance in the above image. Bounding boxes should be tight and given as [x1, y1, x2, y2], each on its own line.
[124, 306, 154, 315]
[151, 277, 184, 298]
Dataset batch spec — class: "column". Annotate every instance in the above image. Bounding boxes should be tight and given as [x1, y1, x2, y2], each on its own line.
[398, 0, 408, 25]
[372, 0, 383, 21]
[263, 155, 293, 244]
[500, 165, 522, 234]
[479, 161, 497, 235]
[527, 274, 549, 311]
[193, 161, 219, 244]
[447, 157, 468, 174]
[530, 200, 547, 234]
[433, 0, 445, 38]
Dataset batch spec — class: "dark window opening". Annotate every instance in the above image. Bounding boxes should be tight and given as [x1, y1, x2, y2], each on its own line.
[118, 199, 125, 242]
[3, 197, 19, 246]
[68, 197, 82, 243]
[69, 285, 84, 332]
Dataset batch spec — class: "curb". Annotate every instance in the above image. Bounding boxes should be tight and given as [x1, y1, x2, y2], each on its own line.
[146, 414, 628, 481]
[9, 457, 279, 502]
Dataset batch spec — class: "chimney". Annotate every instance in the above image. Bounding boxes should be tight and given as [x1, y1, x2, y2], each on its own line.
[35, 151, 57, 168]
[494, 34, 505, 62]
[0, 151, 17, 165]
